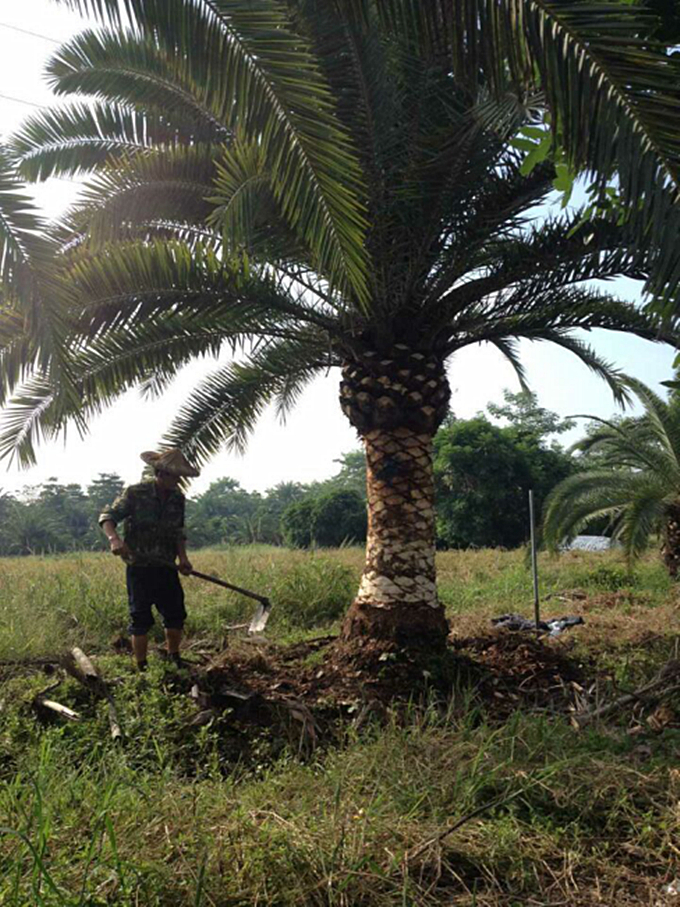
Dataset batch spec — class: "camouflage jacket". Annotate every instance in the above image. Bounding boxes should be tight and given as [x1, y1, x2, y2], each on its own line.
[98, 481, 187, 567]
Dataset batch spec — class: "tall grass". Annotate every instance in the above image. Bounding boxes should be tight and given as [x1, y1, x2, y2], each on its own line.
[0, 547, 359, 659]
[1, 545, 671, 660]
[2, 703, 678, 905]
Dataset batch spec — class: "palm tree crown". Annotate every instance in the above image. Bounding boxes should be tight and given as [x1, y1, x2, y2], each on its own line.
[542, 378, 680, 574]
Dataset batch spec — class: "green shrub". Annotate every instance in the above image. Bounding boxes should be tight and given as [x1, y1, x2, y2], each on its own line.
[282, 490, 367, 549]
[580, 562, 637, 591]
[310, 489, 366, 547]
[281, 499, 315, 548]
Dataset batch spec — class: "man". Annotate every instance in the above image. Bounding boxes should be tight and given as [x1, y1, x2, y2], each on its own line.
[99, 449, 200, 671]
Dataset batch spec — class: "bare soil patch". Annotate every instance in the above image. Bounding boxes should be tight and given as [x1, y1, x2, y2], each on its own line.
[177, 630, 589, 737]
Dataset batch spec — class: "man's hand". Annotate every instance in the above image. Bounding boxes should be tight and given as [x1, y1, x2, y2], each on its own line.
[110, 536, 131, 559]
[178, 557, 193, 576]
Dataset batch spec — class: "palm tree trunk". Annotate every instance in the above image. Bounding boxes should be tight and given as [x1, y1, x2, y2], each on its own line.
[663, 503, 680, 578]
[338, 350, 450, 647]
[342, 425, 449, 646]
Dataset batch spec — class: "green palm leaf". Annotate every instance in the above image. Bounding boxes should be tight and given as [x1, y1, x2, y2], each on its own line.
[0, 149, 83, 414]
[50, 1, 369, 306]
[372, 0, 680, 309]
[0, 235, 342, 466]
[206, 137, 306, 265]
[450, 284, 674, 407]
[0, 374, 58, 467]
[488, 337, 531, 392]
[164, 336, 329, 465]
[569, 414, 678, 479]
[10, 102, 224, 182]
[617, 376, 680, 472]
[47, 29, 232, 135]
[618, 480, 671, 561]
[62, 145, 219, 244]
[64, 240, 340, 336]
[542, 378, 680, 565]
[0, 311, 34, 408]
[0, 148, 52, 302]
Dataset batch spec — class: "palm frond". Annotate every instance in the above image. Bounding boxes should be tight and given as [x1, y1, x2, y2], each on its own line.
[619, 376, 680, 474]
[205, 0, 368, 305]
[574, 416, 680, 493]
[46, 29, 231, 135]
[11, 102, 226, 183]
[569, 381, 680, 485]
[445, 0, 680, 308]
[49, 5, 370, 305]
[491, 287, 672, 342]
[0, 148, 52, 301]
[0, 374, 58, 468]
[369, 0, 680, 308]
[74, 315, 252, 404]
[528, 331, 630, 407]
[437, 210, 656, 329]
[488, 337, 530, 393]
[208, 140, 339, 284]
[0, 309, 35, 407]
[0, 302, 329, 467]
[49, 0, 127, 24]
[409, 142, 554, 314]
[164, 336, 329, 467]
[309, 1, 396, 183]
[0, 150, 81, 409]
[541, 374, 680, 564]
[541, 468, 668, 552]
[618, 481, 669, 561]
[569, 413, 673, 474]
[63, 240, 342, 336]
[206, 138, 282, 256]
[450, 283, 677, 406]
[61, 145, 219, 244]
[570, 415, 644, 461]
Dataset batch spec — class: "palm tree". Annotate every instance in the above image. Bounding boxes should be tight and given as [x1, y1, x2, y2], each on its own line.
[4, 504, 63, 556]
[3, 1, 680, 646]
[542, 378, 680, 576]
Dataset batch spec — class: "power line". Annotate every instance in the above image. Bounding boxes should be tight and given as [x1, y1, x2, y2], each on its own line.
[0, 92, 45, 110]
[0, 22, 60, 44]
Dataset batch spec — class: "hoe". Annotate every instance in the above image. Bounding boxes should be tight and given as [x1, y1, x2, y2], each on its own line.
[175, 566, 272, 633]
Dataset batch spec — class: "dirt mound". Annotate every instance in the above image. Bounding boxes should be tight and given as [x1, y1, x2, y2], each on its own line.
[451, 632, 586, 716]
[191, 631, 585, 727]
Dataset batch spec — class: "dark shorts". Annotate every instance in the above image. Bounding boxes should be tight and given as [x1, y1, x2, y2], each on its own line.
[126, 566, 186, 635]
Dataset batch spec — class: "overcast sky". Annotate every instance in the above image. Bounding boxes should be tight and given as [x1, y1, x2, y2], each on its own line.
[0, 0, 675, 498]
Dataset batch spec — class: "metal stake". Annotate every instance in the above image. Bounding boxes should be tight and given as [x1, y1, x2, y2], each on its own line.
[529, 489, 540, 628]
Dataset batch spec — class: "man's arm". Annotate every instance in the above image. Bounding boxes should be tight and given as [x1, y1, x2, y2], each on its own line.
[101, 520, 132, 560]
[176, 497, 192, 574]
[99, 489, 132, 560]
[177, 538, 193, 575]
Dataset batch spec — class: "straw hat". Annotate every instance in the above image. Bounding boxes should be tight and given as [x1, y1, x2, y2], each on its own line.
[140, 448, 200, 478]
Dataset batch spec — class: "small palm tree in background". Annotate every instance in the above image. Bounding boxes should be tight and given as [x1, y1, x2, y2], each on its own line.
[542, 379, 680, 576]
[2, 1, 680, 646]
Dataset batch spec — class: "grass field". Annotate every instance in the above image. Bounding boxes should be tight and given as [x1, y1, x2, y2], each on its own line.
[1, 545, 679, 905]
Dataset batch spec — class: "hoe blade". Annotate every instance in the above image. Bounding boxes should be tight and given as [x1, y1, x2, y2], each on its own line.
[248, 598, 272, 634]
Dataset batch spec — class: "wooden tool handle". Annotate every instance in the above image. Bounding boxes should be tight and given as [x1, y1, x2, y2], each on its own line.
[188, 568, 270, 606]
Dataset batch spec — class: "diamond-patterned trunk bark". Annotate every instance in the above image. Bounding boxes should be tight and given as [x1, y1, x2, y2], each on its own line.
[662, 503, 680, 578]
[339, 351, 450, 647]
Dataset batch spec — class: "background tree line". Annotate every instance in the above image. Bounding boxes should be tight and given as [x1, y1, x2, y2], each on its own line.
[0, 391, 576, 556]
